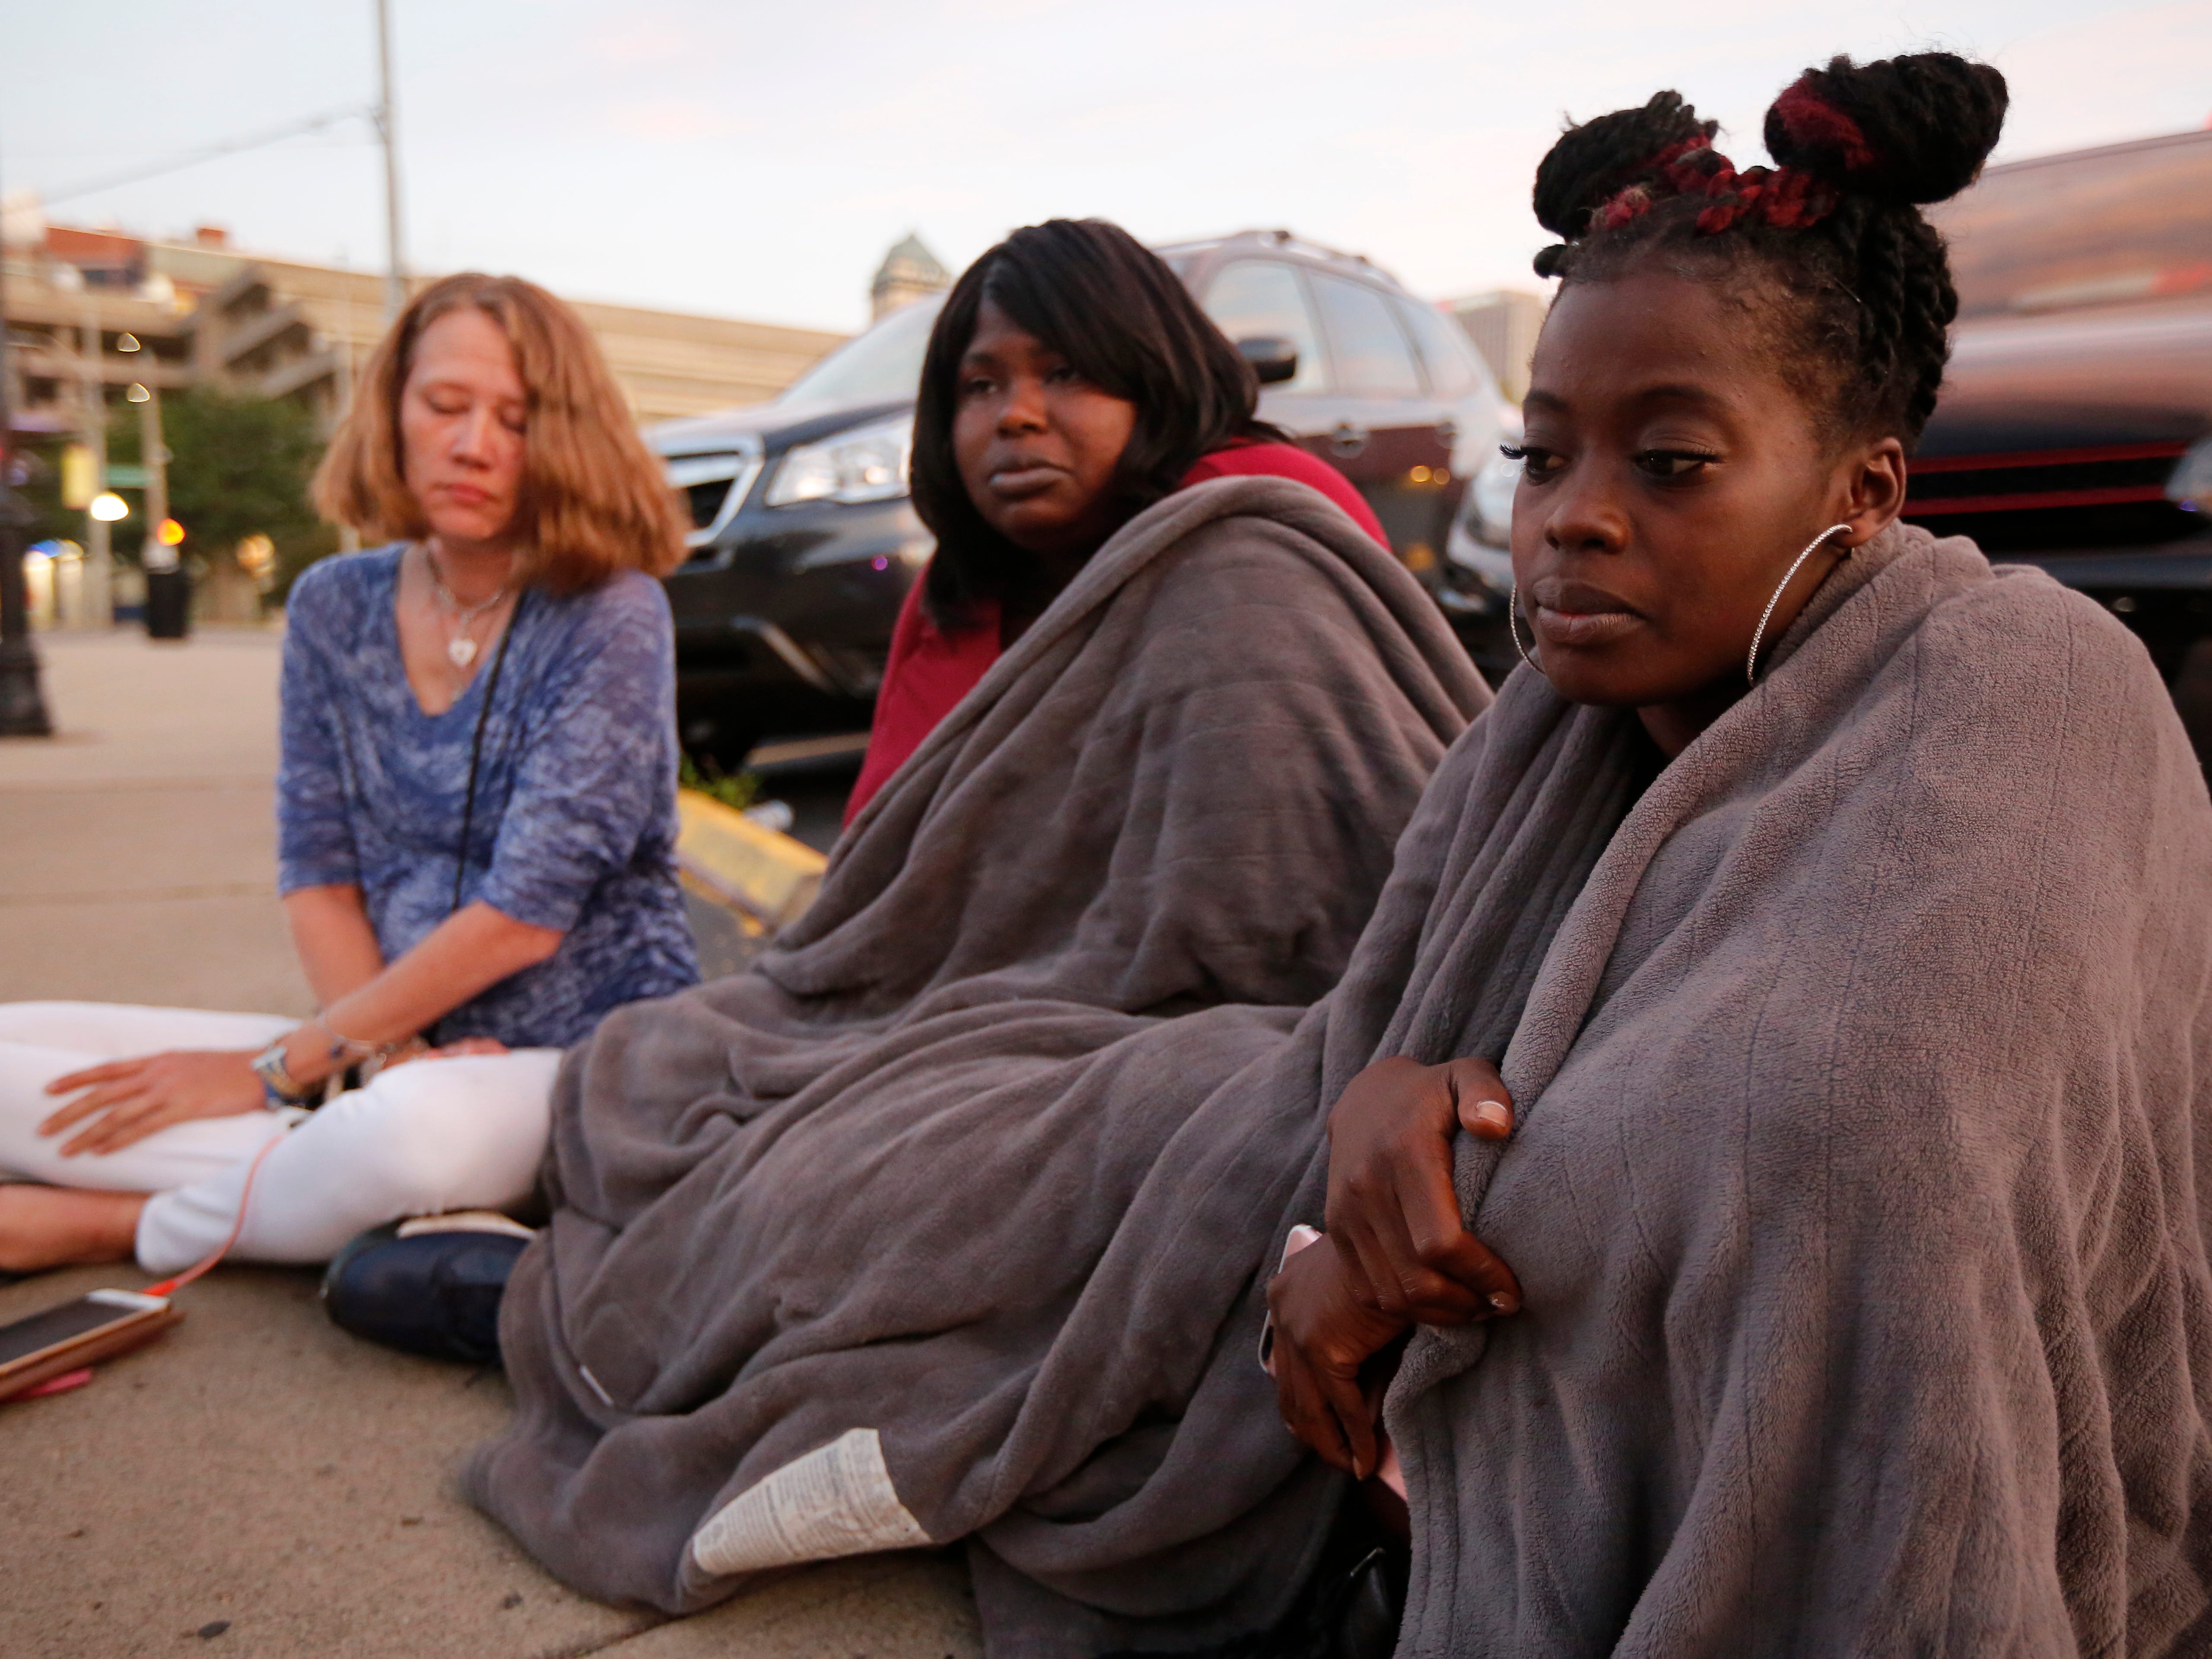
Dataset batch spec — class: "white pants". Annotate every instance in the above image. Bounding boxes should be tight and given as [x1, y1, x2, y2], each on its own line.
[0, 1002, 561, 1275]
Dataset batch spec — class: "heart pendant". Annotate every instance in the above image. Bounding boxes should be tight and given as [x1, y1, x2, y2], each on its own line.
[448, 636, 479, 668]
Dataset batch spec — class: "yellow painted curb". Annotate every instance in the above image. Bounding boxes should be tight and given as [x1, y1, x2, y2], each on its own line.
[676, 789, 828, 933]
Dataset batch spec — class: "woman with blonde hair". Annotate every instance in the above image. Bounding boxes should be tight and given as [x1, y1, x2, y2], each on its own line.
[0, 273, 697, 1277]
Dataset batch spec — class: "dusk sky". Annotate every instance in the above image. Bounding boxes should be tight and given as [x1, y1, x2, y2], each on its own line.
[6, 0, 2207, 335]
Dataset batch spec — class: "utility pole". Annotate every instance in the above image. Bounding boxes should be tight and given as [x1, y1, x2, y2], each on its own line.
[79, 306, 111, 625]
[137, 382, 168, 564]
[375, 0, 407, 322]
[0, 124, 53, 737]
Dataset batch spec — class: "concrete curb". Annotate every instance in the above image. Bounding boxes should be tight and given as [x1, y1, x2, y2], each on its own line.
[674, 789, 828, 934]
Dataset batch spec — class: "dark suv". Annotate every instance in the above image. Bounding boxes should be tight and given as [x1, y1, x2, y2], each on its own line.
[652, 232, 1506, 765]
[1907, 130, 2212, 768]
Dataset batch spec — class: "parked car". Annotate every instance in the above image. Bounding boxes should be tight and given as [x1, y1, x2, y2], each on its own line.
[1439, 407, 1523, 684]
[651, 232, 1506, 766]
[1908, 128, 2212, 769]
[1913, 297, 2212, 763]
[1443, 127, 2212, 736]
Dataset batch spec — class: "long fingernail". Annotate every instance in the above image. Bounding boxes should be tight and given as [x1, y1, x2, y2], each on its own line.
[1472, 1100, 1511, 1133]
[1489, 1292, 1518, 1313]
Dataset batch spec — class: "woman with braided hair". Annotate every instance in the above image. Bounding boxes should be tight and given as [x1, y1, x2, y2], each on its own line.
[463, 53, 2209, 1658]
[1258, 49, 2212, 1655]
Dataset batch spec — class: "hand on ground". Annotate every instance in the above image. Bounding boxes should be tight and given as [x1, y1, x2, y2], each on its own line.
[1267, 1240, 1410, 1479]
[1324, 1055, 1522, 1325]
[39, 1050, 268, 1157]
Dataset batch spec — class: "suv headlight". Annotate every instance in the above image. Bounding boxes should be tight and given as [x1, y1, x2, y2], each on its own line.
[765, 414, 913, 508]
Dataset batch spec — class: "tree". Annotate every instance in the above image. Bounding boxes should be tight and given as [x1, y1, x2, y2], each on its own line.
[108, 388, 337, 600]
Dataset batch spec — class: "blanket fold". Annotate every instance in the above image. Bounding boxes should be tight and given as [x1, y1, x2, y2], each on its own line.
[465, 475, 1489, 1626]
[477, 512, 2212, 1657]
[1372, 524, 2212, 1656]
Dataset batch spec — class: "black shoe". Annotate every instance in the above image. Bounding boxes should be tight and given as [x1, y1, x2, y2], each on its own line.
[1100, 1491, 1408, 1659]
[320, 1221, 528, 1365]
[1311, 1544, 1406, 1659]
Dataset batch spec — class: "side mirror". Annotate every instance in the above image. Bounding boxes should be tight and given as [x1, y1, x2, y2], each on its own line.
[1236, 336, 1299, 386]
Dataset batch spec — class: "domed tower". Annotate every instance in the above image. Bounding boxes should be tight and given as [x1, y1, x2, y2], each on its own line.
[870, 232, 950, 321]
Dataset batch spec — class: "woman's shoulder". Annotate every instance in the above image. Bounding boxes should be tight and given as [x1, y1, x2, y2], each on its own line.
[517, 569, 673, 688]
[1184, 442, 1389, 545]
[533, 567, 670, 631]
[1921, 532, 2144, 661]
[1903, 531, 2175, 737]
[1111, 486, 1462, 692]
[290, 543, 403, 598]
[1186, 439, 1341, 492]
[284, 545, 403, 639]
[1147, 472, 1412, 608]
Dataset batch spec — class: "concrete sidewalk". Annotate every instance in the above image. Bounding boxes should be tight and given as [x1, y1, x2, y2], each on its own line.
[0, 630, 979, 1659]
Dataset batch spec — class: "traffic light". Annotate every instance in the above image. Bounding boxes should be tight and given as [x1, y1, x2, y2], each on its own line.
[157, 518, 184, 546]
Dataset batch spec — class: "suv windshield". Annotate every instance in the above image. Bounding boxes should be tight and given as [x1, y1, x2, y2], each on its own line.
[778, 297, 942, 406]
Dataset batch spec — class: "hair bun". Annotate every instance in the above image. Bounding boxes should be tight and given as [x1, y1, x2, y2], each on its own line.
[1533, 90, 1716, 242]
[1764, 52, 2006, 207]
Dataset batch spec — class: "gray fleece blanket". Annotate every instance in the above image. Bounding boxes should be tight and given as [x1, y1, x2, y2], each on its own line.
[1372, 522, 2212, 1655]
[478, 514, 2212, 1656]
[464, 476, 1488, 1620]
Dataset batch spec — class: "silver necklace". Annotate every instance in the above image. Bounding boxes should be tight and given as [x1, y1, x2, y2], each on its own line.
[423, 545, 512, 669]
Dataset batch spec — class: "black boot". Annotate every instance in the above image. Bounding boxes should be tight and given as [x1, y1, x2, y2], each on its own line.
[320, 1221, 527, 1364]
[1100, 1487, 1409, 1659]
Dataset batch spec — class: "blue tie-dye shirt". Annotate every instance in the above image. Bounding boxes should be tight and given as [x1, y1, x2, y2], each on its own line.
[276, 545, 698, 1048]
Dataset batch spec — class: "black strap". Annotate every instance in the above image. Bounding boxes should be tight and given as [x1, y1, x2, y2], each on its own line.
[451, 591, 525, 916]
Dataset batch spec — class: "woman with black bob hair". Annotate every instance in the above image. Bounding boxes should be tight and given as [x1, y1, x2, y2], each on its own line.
[468, 218, 1482, 1626]
[846, 216, 1385, 816]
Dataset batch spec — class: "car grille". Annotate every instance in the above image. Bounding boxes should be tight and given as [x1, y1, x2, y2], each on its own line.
[1903, 441, 2202, 551]
[663, 445, 765, 552]
[1907, 442, 2187, 514]
[684, 478, 728, 530]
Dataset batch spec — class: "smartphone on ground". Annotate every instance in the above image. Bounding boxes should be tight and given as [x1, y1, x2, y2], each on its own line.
[0, 1288, 180, 1402]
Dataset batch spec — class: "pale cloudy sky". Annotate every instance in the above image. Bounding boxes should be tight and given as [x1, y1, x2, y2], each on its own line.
[4, 0, 2207, 334]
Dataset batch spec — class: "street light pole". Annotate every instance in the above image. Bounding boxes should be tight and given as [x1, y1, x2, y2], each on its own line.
[0, 119, 54, 737]
[136, 380, 168, 581]
[375, 0, 407, 322]
[79, 304, 111, 624]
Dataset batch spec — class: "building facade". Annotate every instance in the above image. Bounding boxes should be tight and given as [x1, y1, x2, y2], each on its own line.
[4, 222, 847, 446]
[1445, 288, 1546, 404]
[869, 233, 951, 321]
[2, 221, 849, 623]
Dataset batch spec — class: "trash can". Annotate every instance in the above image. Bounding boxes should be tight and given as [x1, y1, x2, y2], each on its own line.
[144, 568, 191, 640]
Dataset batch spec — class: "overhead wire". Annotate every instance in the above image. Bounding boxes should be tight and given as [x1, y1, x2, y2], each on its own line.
[40, 108, 375, 206]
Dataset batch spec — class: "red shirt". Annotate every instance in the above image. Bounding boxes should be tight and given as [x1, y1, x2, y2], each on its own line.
[844, 442, 1386, 823]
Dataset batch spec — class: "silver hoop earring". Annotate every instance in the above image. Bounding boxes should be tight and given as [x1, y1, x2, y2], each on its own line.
[1508, 582, 1539, 674]
[1745, 523, 1853, 687]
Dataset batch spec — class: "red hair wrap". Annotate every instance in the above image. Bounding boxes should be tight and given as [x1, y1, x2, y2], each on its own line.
[1771, 80, 1878, 173]
[1590, 127, 1840, 238]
